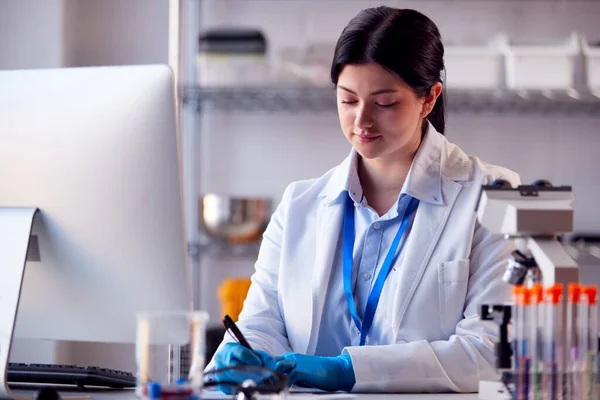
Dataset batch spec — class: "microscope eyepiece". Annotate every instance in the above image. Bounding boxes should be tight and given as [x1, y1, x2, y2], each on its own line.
[531, 179, 553, 188]
[490, 179, 513, 189]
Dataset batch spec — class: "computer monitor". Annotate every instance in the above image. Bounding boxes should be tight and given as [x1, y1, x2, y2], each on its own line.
[0, 65, 191, 347]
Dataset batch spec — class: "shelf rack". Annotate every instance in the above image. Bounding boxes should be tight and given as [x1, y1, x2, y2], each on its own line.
[183, 85, 600, 114]
[197, 241, 261, 260]
[172, 0, 600, 312]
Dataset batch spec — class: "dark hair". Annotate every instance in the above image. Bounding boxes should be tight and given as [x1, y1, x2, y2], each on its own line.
[331, 7, 446, 135]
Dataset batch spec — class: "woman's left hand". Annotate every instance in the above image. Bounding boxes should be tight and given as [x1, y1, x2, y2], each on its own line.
[274, 353, 355, 392]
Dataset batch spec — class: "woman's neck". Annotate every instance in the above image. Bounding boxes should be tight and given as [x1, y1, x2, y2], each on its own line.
[357, 135, 422, 216]
[358, 154, 413, 198]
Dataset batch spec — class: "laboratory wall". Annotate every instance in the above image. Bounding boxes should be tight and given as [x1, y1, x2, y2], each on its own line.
[0, 0, 65, 69]
[198, 0, 600, 230]
[196, 0, 600, 326]
[0, 0, 170, 371]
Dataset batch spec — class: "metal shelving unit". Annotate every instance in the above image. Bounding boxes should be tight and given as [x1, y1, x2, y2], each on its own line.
[171, 0, 600, 312]
[184, 85, 600, 114]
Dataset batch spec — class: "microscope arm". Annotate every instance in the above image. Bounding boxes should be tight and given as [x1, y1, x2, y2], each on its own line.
[527, 237, 578, 288]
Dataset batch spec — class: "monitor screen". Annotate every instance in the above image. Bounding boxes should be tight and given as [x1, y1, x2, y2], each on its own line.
[0, 65, 191, 347]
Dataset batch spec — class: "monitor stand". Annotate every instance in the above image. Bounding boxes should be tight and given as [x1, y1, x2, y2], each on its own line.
[0, 208, 38, 399]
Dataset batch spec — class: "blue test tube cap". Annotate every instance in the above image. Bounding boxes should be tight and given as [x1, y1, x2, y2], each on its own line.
[176, 378, 187, 385]
[148, 382, 162, 399]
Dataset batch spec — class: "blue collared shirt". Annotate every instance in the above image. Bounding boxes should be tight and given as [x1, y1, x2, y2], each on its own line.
[314, 130, 443, 355]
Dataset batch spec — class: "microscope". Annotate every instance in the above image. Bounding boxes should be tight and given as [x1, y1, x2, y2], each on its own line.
[475, 179, 578, 400]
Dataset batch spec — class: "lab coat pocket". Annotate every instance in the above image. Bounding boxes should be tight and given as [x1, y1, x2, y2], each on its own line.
[438, 259, 470, 336]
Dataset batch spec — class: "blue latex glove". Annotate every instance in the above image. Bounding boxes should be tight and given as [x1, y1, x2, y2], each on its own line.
[274, 353, 356, 392]
[212, 342, 278, 394]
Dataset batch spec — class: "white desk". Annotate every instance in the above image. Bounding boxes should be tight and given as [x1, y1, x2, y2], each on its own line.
[9, 388, 479, 400]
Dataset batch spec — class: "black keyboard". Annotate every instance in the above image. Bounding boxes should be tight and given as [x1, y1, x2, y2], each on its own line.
[7, 363, 136, 389]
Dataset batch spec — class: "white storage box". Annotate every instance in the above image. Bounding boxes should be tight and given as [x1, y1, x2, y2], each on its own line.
[196, 29, 269, 86]
[275, 43, 335, 87]
[582, 36, 600, 90]
[504, 32, 579, 90]
[444, 36, 506, 89]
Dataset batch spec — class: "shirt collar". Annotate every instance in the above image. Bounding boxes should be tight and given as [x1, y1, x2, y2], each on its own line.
[321, 121, 444, 206]
[402, 121, 443, 205]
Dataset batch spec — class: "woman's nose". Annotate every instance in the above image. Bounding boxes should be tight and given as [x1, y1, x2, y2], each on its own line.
[354, 104, 374, 129]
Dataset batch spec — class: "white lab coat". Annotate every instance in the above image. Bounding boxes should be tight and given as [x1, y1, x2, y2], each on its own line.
[208, 123, 520, 393]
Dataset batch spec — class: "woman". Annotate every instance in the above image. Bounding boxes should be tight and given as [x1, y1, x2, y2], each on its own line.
[208, 6, 519, 393]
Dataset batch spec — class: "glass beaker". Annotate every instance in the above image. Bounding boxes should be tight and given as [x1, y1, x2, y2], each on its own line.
[136, 310, 209, 399]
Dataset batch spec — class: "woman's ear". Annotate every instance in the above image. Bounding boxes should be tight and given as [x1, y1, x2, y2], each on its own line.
[421, 82, 443, 118]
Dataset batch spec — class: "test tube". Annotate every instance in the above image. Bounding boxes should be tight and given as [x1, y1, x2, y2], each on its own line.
[514, 285, 532, 400]
[530, 284, 544, 400]
[544, 284, 564, 400]
[582, 285, 598, 400]
[567, 283, 582, 400]
[578, 285, 591, 400]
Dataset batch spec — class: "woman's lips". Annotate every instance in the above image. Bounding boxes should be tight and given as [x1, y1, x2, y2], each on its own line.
[356, 134, 381, 143]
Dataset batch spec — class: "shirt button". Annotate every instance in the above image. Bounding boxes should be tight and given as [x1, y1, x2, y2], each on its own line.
[373, 222, 381, 230]
[362, 272, 371, 281]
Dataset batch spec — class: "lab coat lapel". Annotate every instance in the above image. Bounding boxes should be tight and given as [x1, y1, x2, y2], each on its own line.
[304, 201, 344, 355]
[391, 178, 463, 335]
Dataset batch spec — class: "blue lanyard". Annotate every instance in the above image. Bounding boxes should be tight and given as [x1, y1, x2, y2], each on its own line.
[342, 194, 417, 346]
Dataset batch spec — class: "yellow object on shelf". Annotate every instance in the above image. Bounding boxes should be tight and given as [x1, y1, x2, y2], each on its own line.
[218, 278, 252, 321]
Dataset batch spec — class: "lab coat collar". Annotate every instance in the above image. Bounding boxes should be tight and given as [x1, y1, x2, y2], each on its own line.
[319, 121, 472, 206]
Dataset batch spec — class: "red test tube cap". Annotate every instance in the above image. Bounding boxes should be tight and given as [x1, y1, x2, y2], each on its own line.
[531, 284, 544, 304]
[546, 284, 563, 305]
[582, 285, 598, 305]
[568, 282, 582, 303]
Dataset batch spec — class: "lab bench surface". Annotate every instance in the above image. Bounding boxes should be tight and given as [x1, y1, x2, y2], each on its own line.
[8, 388, 479, 400]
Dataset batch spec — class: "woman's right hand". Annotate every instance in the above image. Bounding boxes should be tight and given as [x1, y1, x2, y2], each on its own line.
[212, 342, 278, 394]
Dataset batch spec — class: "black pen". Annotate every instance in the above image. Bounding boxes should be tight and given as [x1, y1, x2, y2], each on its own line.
[222, 314, 254, 351]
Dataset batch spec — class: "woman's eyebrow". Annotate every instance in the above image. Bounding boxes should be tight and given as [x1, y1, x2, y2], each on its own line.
[337, 85, 397, 96]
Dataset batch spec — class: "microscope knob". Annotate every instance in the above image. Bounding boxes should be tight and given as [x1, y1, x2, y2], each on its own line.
[532, 179, 553, 188]
[490, 178, 512, 189]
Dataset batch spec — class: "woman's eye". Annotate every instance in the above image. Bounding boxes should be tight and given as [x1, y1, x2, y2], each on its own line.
[340, 100, 357, 105]
[376, 102, 397, 108]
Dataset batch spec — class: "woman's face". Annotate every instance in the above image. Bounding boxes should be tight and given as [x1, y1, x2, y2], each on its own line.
[336, 63, 435, 163]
